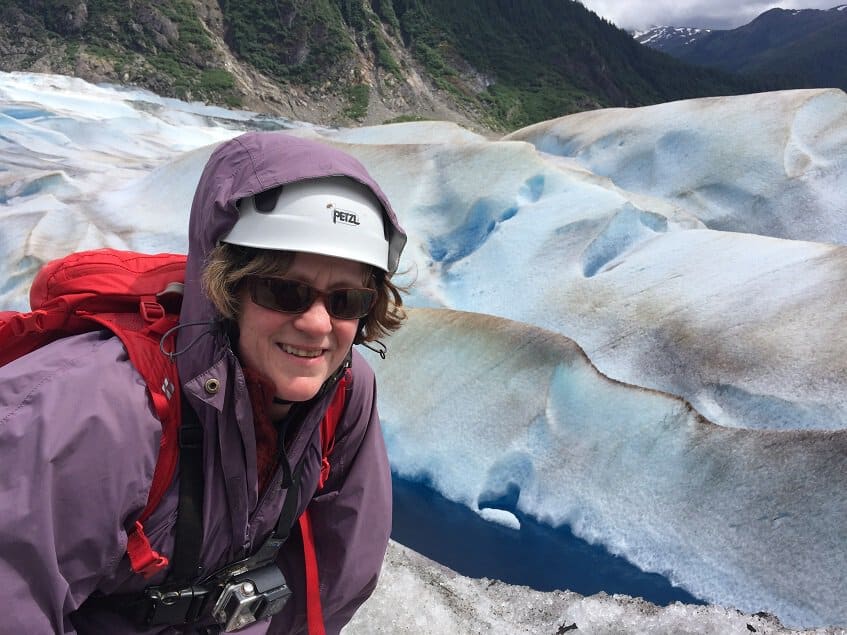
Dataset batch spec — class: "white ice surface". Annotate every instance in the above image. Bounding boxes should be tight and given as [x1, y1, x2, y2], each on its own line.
[2, 72, 845, 631]
[347, 541, 846, 635]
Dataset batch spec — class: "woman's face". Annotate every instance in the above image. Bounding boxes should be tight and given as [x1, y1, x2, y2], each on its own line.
[236, 251, 365, 413]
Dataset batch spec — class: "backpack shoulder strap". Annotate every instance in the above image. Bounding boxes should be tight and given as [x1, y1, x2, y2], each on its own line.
[299, 369, 350, 635]
[89, 312, 182, 579]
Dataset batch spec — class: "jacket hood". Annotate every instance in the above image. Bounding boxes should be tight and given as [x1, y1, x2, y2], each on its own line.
[176, 131, 407, 386]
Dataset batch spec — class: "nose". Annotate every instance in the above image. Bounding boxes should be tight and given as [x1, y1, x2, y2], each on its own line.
[292, 295, 333, 334]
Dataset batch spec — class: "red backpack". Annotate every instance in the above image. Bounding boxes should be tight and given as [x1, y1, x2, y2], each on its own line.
[0, 248, 339, 635]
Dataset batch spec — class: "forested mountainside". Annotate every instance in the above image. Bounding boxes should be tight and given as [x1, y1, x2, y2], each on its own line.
[635, 6, 847, 92]
[0, 0, 772, 132]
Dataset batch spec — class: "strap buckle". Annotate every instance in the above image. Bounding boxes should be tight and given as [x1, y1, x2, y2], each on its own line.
[127, 521, 170, 579]
[141, 584, 213, 627]
[140, 298, 165, 323]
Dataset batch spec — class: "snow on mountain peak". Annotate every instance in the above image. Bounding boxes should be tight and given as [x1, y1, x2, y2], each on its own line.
[633, 25, 710, 47]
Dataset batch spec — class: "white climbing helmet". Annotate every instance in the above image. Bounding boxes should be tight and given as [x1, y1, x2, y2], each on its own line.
[223, 176, 391, 271]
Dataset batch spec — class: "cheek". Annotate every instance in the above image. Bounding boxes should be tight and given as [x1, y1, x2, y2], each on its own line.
[332, 319, 359, 349]
[237, 301, 286, 352]
[238, 300, 265, 338]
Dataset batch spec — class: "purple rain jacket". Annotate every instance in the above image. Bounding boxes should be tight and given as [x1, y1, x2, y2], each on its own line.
[0, 131, 407, 634]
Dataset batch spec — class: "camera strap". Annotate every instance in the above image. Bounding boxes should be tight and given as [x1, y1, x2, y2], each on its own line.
[82, 438, 306, 629]
[79, 373, 347, 633]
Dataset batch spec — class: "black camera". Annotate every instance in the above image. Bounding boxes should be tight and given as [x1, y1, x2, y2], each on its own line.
[134, 537, 292, 631]
[211, 563, 292, 632]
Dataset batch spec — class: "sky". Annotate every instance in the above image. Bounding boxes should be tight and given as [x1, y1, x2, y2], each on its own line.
[577, 0, 843, 30]
[2, 72, 846, 632]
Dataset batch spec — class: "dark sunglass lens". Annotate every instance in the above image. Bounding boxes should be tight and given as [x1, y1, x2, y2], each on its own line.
[275, 280, 314, 312]
[251, 278, 375, 318]
[253, 278, 313, 313]
[276, 279, 316, 312]
[329, 289, 376, 319]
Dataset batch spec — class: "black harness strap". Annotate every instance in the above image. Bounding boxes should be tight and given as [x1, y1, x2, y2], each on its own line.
[169, 396, 204, 581]
[78, 379, 333, 629]
[75, 397, 209, 627]
[275, 457, 305, 540]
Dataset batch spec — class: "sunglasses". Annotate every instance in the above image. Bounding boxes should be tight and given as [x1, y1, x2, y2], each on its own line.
[247, 277, 377, 320]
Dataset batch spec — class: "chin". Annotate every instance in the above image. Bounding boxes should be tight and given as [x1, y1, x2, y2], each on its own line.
[275, 378, 324, 403]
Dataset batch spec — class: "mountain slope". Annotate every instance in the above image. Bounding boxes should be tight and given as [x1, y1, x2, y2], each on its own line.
[634, 27, 712, 56]
[636, 6, 847, 91]
[0, 0, 770, 131]
[382, 0, 774, 127]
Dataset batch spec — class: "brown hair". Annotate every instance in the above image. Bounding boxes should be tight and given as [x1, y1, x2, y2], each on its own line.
[202, 243, 406, 343]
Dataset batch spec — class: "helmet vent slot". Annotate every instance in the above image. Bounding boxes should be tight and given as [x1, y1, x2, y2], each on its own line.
[255, 186, 282, 213]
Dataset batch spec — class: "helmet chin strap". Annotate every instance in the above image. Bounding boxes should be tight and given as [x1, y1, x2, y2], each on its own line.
[271, 350, 353, 405]
[355, 319, 387, 360]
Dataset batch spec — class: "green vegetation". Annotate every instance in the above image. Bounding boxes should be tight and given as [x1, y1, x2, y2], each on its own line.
[371, 27, 401, 75]
[343, 83, 370, 119]
[64, 40, 79, 66]
[4, 0, 241, 105]
[221, 0, 350, 82]
[373, 0, 401, 32]
[2, 0, 786, 131]
[389, 0, 767, 129]
[662, 9, 847, 92]
[383, 113, 428, 123]
[220, 0, 401, 87]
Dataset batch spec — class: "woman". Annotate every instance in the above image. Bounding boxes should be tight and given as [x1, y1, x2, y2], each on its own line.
[0, 131, 407, 634]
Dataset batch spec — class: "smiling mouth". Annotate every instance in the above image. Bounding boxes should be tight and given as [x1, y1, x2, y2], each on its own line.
[280, 343, 324, 359]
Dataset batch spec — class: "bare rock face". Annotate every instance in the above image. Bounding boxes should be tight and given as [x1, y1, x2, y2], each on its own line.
[45, 1, 88, 35]
[73, 50, 116, 84]
[132, 4, 179, 50]
[0, 0, 495, 134]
